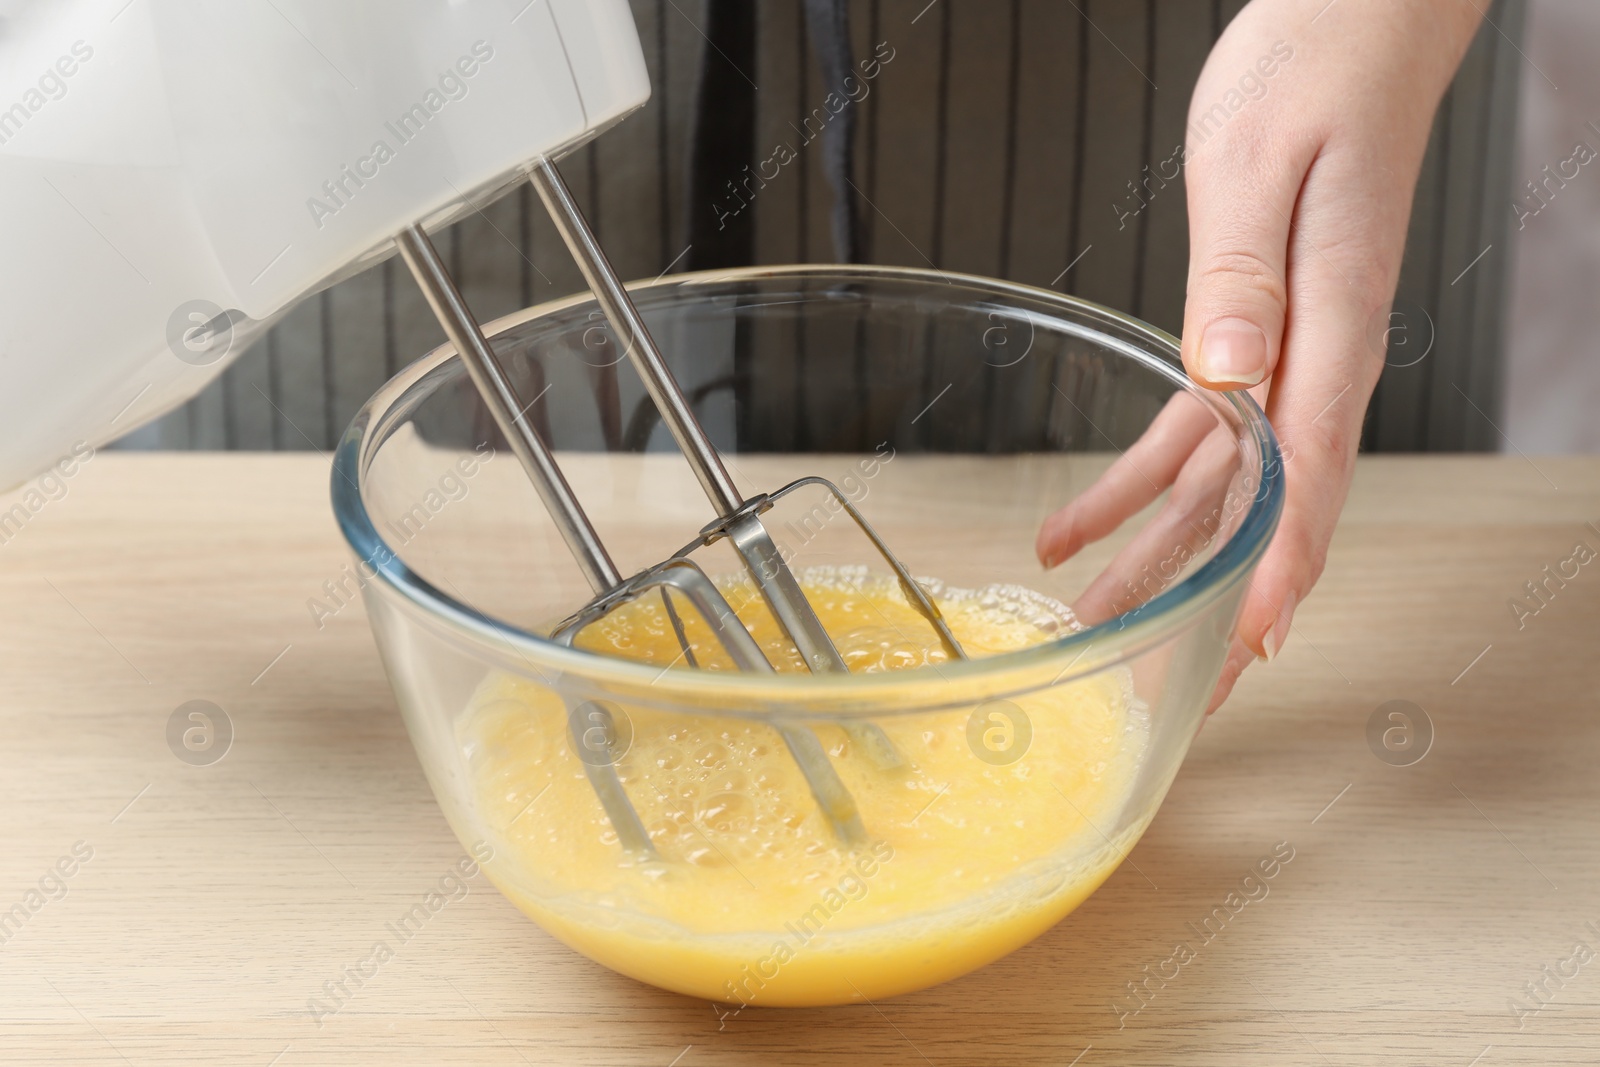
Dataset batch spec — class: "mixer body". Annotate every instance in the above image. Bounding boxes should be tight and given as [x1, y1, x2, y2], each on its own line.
[0, 0, 649, 491]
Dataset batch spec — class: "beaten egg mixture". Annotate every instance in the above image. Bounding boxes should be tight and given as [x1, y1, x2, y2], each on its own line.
[459, 569, 1148, 1005]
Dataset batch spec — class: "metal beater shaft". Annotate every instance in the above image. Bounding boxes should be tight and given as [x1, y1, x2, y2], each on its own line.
[529, 163, 842, 670]
[396, 224, 654, 855]
[528, 160, 903, 768]
[395, 220, 872, 851]
[396, 224, 620, 594]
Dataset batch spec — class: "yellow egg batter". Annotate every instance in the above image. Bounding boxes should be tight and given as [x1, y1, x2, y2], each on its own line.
[459, 568, 1148, 1006]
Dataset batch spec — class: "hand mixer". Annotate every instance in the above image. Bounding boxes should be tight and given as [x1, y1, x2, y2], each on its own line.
[0, 0, 963, 854]
[398, 161, 967, 853]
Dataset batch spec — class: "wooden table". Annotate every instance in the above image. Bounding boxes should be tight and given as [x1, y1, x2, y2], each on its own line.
[3, 454, 1598, 1065]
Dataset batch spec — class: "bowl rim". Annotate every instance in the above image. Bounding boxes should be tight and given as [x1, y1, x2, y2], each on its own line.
[331, 263, 1283, 712]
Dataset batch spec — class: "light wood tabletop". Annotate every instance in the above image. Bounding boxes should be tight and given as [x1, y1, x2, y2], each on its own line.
[2, 453, 1598, 1066]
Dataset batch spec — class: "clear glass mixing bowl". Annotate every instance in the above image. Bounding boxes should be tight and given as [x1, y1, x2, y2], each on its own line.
[332, 265, 1282, 1007]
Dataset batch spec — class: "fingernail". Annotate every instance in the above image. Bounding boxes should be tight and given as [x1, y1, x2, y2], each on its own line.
[1262, 590, 1296, 662]
[1199, 318, 1268, 386]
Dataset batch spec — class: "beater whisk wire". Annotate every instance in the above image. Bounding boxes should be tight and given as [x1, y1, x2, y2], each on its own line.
[393, 158, 969, 857]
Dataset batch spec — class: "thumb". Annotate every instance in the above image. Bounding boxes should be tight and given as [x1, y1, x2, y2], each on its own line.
[1180, 140, 1307, 391]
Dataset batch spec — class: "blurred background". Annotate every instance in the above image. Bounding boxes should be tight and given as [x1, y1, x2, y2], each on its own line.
[110, 0, 1595, 456]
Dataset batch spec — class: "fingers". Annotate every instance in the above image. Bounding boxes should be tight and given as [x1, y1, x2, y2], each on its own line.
[1160, 0, 1483, 709]
[1071, 425, 1242, 626]
[1236, 330, 1372, 662]
[1035, 392, 1217, 568]
[1206, 637, 1258, 715]
[1231, 170, 1392, 661]
[1180, 120, 1318, 391]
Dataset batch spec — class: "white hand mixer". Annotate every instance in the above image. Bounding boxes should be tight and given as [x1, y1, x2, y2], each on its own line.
[0, 0, 964, 851]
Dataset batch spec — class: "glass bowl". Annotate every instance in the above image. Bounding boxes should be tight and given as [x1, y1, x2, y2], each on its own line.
[331, 265, 1282, 1007]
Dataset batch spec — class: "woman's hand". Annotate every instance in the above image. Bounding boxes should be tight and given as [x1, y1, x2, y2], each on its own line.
[1038, 0, 1484, 710]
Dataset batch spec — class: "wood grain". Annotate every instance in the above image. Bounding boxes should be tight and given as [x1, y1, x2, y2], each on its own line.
[1, 453, 1598, 1064]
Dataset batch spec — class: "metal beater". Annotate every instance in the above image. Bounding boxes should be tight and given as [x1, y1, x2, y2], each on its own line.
[396, 159, 966, 856]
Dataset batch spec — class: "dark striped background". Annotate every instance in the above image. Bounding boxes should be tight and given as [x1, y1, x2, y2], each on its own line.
[115, 0, 1525, 455]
